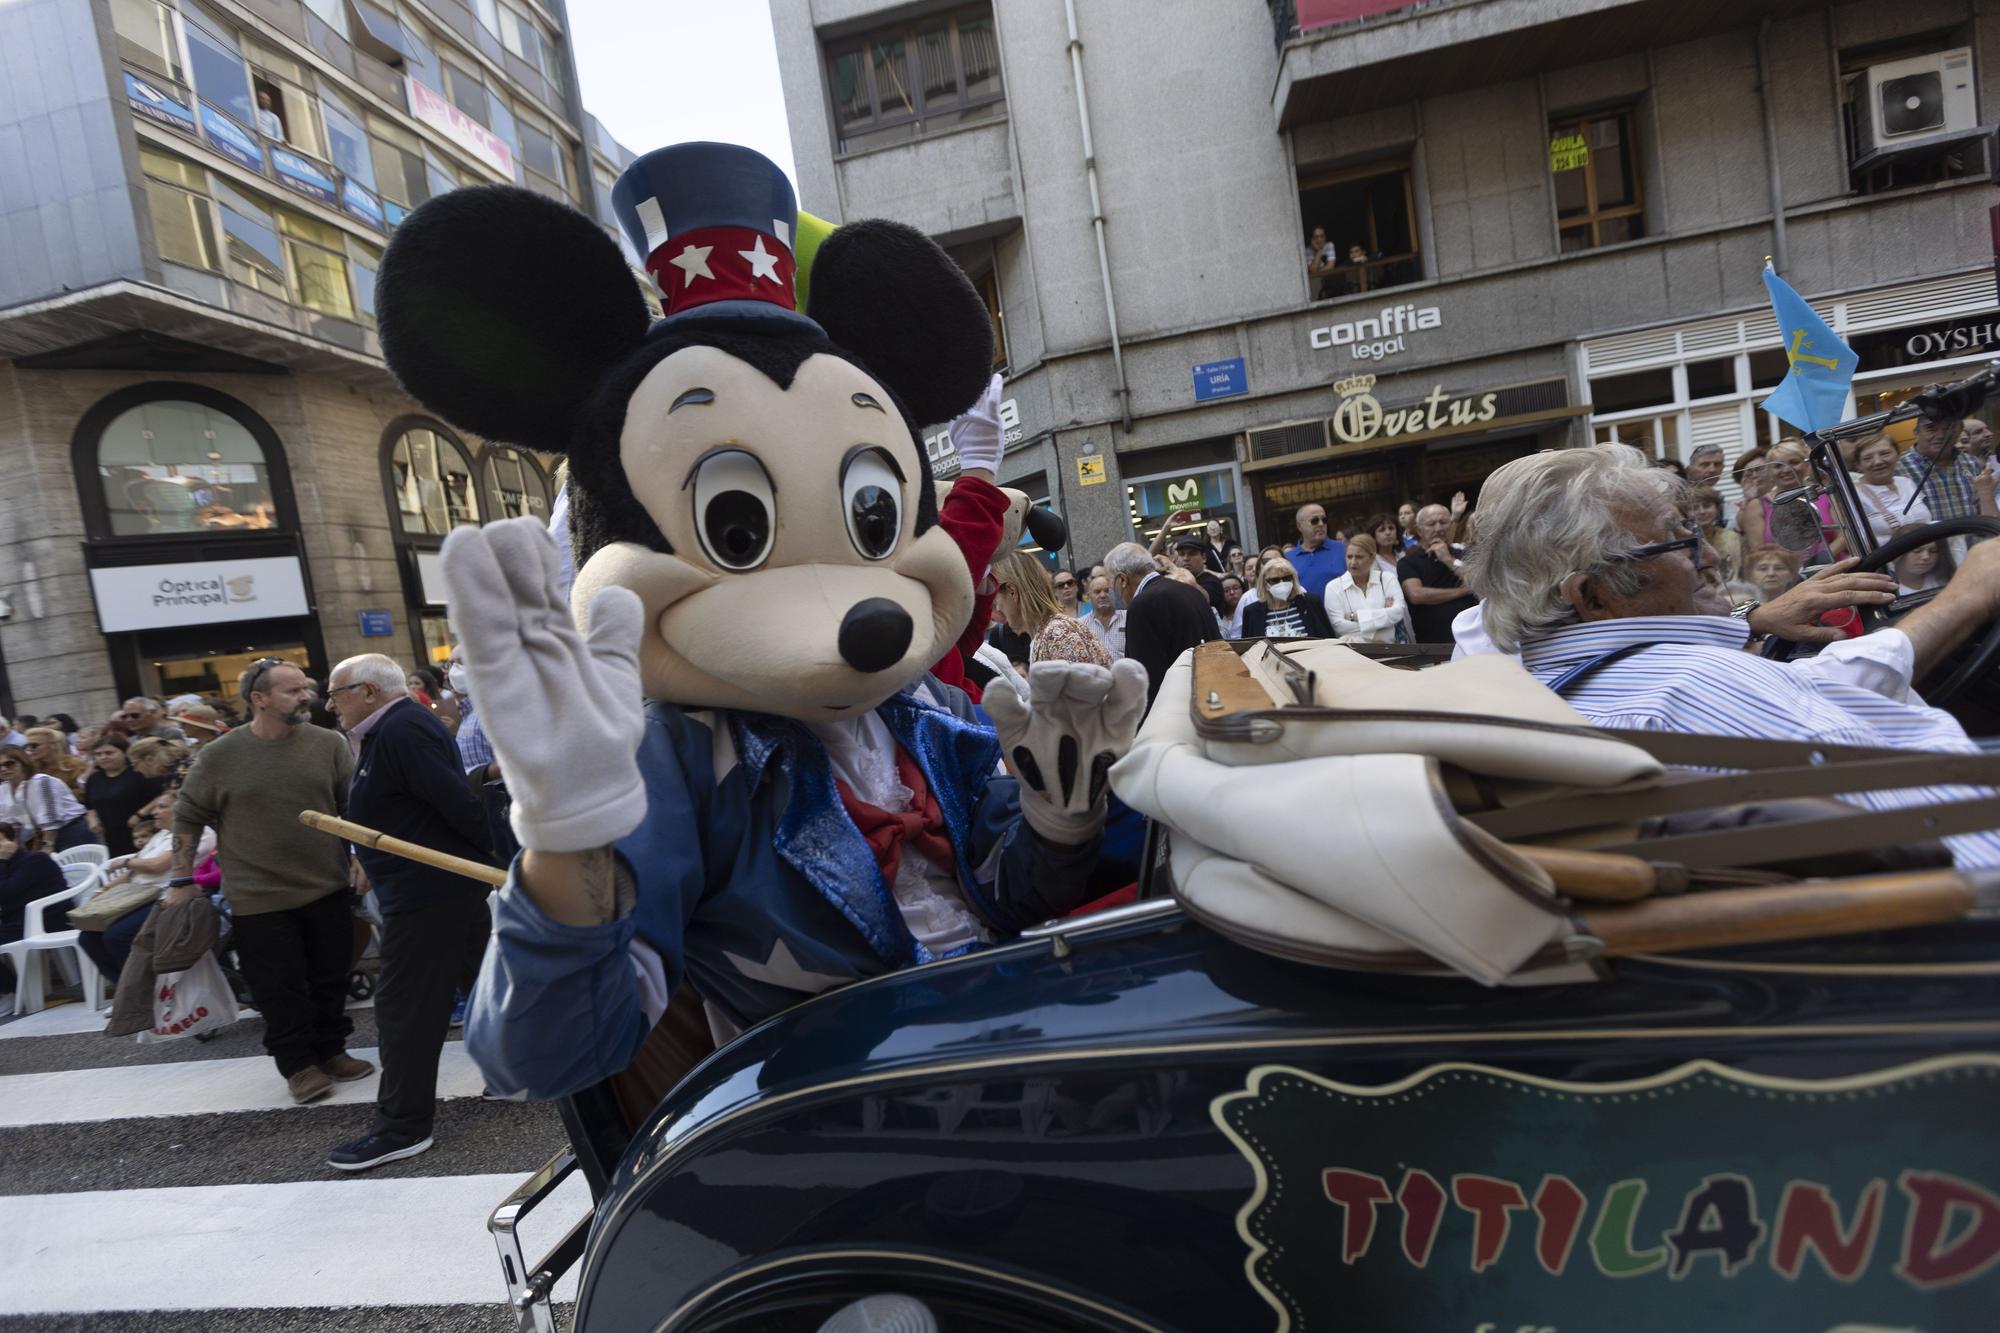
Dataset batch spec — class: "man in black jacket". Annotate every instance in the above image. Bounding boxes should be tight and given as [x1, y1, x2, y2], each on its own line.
[1107, 542, 1218, 709]
[323, 653, 495, 1171]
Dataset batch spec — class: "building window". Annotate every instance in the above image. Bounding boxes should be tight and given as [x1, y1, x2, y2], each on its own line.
[138, 149, 220, 273]
[388, 425, 481, 535]
[370, 120, 429, 214]
[1296, 160, 1421, 298]
[247, 52, 326, 157]
[471, 0, 500, 38]
[183, 9, 257, 130]
[975, 267, 1007, 370]
[1551, 109, 1645, 253]
[482, 445, 549, 520]
[278, 210, 356, 319]
[1591, 414, 1680, 462]
[302, 0, 350, 42]
[111, 0, 182, 81]
[318, 82, 377, 192]
[91, 394, 281, 536]
[213, 178, 288, 298]
[517, 114, 567, 199]
[443, 60, 490, 127]
[825, 7, 1005, 155]
[351, 240, 381, 324]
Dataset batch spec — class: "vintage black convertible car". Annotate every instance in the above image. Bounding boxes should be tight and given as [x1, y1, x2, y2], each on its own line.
[490, 367, 2000, 1333]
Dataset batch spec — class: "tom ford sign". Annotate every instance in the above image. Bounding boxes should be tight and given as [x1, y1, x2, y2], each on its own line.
[1308, 302, 1442, 363]
[88, 556, 309, 633]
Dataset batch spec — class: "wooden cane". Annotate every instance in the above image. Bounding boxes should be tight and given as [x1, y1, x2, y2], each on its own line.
[298, 810, 506, 887]
[1576, 870, 1989, 956]
[1514, 845, 1686, 903]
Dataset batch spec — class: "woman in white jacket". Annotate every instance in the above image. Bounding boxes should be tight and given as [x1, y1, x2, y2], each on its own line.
[1322, 535, 1413, 644]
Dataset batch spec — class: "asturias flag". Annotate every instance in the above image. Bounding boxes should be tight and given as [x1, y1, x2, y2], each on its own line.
[1759, 264, 1857, 434]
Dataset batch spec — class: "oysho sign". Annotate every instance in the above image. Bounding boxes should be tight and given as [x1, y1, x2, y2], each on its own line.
[1309, 303, 1442, 363]
[1904, 317, 1999, 360]
[88, 555, 309, 633]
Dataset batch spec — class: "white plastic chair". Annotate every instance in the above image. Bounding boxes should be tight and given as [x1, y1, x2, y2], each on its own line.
[54, 844, 110, 870]
[0, 862, 107, 1015]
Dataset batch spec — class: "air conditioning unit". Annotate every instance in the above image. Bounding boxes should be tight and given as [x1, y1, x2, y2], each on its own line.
[1857, 47, 1978, 155]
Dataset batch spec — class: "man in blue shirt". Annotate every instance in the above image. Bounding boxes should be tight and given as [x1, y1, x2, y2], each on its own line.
[1464, 444, 2000, 869]
[1285, 502, 1346, 599]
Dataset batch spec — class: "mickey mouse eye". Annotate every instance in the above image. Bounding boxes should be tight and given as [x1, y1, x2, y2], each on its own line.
[841, 448, 902, 560]
[690, 449, 775, 570]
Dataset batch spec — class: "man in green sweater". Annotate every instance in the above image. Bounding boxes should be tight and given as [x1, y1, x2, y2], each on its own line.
[169, 658, 364, 1104]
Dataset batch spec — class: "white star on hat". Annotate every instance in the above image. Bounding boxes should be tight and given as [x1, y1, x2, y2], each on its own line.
[668, 243, 715, 286]
[738, 235, 781, 285]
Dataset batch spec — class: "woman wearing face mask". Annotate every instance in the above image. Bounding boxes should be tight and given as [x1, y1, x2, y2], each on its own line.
[1241, 557, 1336, 639]
[1852, 434, 1932, 546]
[1322, 535, 1412, 644]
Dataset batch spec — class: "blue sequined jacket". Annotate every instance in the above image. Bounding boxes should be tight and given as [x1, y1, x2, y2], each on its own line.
[465, 678, 1100, 1100]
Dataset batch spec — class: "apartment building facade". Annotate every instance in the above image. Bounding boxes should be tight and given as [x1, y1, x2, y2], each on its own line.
[770, 0, 2000, 568]
[0, 0, 636, 718]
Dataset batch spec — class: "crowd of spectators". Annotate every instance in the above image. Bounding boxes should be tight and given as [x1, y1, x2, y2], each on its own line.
[0, 652, 507, 1173]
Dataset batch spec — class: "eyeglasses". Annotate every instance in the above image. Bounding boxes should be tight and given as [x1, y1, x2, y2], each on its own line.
[324, 682, 366, 698]
[1305, 516, 1327, 525]
[1053, 578, 1076, 588]
[242, 657, 288, 697]
[1615, 519, 1704, 571]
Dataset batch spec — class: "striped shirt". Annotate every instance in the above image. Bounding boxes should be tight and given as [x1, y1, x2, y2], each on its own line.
[455, 693, 495, 772]
[1899, 447, 1984, 523]
[1519, 615, 2000, 869]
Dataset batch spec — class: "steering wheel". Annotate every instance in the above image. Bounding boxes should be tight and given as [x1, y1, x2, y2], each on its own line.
[1760, 516, 2000, 709]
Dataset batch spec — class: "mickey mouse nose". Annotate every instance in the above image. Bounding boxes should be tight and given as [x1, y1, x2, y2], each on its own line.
[838, 598, 913, 673]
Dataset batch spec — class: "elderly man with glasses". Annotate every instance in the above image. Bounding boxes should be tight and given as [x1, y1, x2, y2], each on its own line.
[1462, 444, 2000, 869]
[169, 657, 364, 1105]
[119, 696, 187, 743]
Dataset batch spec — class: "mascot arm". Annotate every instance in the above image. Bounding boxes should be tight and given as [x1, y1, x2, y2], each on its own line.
[465, 712, 714, 1101]
[937, 473, 1011, 668]
[964, 776, 1104, 931]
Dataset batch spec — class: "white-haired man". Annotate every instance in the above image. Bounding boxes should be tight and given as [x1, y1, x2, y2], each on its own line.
[323, 653, 495, 1170]
[1462, 444, 2000, 867]
[1109, 541, 1217, 709]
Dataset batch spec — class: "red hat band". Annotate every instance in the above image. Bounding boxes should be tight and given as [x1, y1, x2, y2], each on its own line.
[645, 225, 798, 321]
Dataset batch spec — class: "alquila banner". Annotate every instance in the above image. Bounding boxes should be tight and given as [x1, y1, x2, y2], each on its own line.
[1213, 1055, 2000, 1331]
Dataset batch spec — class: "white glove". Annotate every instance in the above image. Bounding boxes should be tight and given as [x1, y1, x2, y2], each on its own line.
[439, 518, 649, 852]
[947, 372, 1006, 475]
[983, 659, 1149, 844]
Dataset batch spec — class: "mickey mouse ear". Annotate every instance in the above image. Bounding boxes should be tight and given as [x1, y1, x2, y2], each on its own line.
[806, 219, 995, 427]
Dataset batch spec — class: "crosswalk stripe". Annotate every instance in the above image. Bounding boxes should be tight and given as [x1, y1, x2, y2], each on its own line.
[0, 1171, 592, 1314]
[0, 1043, 486, 1127]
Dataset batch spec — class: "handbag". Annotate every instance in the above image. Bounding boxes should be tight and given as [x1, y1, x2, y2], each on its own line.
[136, 950, 239, 1042]
[68, 879, 161, 932]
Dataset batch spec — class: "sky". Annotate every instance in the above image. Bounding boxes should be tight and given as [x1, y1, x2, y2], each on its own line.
[565, 0, 800, 190]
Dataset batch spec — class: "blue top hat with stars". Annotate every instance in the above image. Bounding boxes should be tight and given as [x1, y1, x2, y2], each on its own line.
[610, 142, 823, 337]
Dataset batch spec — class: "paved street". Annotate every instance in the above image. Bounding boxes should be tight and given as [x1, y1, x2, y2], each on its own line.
[0, 995, 592, 1331]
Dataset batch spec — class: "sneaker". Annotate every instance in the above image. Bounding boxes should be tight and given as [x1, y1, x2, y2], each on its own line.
[448, 995, 469, 1030]
[319, 1052, 375, 1082]
[327, 1130, 433, 1172]
[287, 1067, 335, 1104]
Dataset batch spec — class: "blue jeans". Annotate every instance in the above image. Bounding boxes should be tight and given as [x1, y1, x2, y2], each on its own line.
[76, 901, 153, 984]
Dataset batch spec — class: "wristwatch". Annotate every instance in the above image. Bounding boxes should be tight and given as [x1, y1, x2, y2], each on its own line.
[167, 876, 196, 888]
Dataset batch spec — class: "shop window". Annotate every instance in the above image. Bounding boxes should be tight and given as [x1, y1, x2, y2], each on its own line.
[91, 394, 280, 536]
[1685, 357, 1736, 400]
[184, 10, 257, 130]
[443, 61, 490, 127]
[1592, 414, 1681, 462]
[139, 149, 220, 272]
[418, 615, 454, 667]
[1551, 109, 1645, 253]
[278, 210, 356, 319]
[483, 445, 549, 519]
[111, 0, 182, 82]
[825, 6, 1005, 155]
[1588, 366, 1674, 415]
[318, 82, 376, 191]
[388, 424, 482, 535]
[213, 178, 288, 298]
[1295, 160, 1421, 299]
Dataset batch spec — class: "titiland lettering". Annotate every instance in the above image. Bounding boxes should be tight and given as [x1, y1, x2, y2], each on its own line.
[1319, 1167, 1999, 1288]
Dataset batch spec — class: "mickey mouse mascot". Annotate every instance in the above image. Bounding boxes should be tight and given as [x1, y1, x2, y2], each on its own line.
[376, 143, 1146, 1101]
